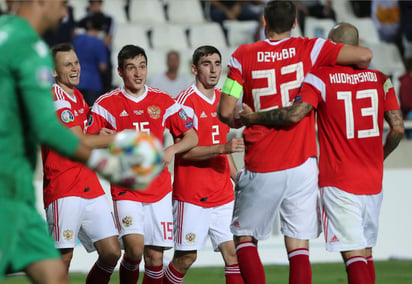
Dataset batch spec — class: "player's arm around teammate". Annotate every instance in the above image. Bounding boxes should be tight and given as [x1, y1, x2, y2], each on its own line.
[164, 46, 245, 284]
[86, 45, 198, 284]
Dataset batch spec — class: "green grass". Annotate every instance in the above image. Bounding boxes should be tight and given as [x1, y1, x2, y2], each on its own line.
[3, 260, 412, 283]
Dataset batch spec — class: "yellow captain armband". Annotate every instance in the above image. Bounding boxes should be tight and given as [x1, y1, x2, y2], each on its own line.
[222, 78, 243, 99]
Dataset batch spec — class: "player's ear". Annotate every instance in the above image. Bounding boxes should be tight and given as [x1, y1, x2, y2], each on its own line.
[190, 64, 197, 76]
[52, 69, 58, 78]
[117, 66, 123, 78]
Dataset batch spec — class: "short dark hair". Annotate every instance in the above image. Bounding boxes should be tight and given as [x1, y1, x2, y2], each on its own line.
[192, 45, 221, 66]
[51, 42, 74, 61]
[117, 45, 147, 69]
[264, 0, 296, 34]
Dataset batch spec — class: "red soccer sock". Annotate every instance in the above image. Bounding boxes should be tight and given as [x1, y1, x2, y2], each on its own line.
[366, 256, 375, 283]
[235, 241, 265, 284]
[86, 259, 115, 284]
[345, 256, 373, 284]
[288, 248, 311, 284]
[224, 264, 245, 284]
[142, 264, 164, 284]
[119, 256, 141, 284]
[163, 262, 185, 284]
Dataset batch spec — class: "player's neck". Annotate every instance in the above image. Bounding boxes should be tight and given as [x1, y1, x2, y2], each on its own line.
[58, 83, 75, 99]
[267, 31, 291, 41]
[124, 86, 145, 98]
[196, 83, 214, 99]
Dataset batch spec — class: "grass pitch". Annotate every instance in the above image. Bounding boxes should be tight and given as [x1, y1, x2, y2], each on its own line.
[3, 260, 412, 283]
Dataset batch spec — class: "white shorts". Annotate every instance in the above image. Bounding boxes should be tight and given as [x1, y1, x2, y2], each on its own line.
[45, 195, 118, 253]
[320, 186, 383, 252]
[173, 200, 234, 252]
[114, 192, 174, 248]
[232, 157, 320, 240]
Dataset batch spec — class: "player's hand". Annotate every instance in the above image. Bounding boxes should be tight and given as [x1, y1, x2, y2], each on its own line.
[162, 146, 175, 169]
[224, 137, 245, 154]
[239, 103, 256, 126]
[87, 130, 160, 190]
[99, 128, 115, 135]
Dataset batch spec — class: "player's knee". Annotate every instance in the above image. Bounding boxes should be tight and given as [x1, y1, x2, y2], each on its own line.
[100, 249, 121, 266]
[143, 250, 164, 267]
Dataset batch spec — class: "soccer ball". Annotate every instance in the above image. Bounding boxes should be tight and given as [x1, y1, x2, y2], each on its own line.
[110, 130, 164, 190]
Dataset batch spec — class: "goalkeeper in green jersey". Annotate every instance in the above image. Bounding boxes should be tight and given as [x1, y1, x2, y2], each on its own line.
[0, 1, 144, 283]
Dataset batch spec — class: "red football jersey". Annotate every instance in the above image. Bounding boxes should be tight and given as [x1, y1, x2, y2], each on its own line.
[87, 86, 194, 203]
[299, 66, 400, 194]
[42, 84, 104, 208]
[227, 37, 343, 172]
[174, 85, 234, 207]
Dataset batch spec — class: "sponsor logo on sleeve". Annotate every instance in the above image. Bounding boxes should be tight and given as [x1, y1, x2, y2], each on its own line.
[87, 114, 94, 127]
[185, 121, 193, 129]
[61, 110, 74, 123]
[178, 109, 188, 121]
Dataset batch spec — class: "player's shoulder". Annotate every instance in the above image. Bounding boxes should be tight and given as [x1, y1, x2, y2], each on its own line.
[94, 88, 122, 104]
[175, 86, 197, 105]
[147, 86, 170, 97]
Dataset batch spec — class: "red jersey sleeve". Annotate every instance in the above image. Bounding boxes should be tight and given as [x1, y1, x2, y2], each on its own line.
[312, 39, 344, 68]
[53, 87, 83, 129]
[380, 73, 401, 112]
[164, 100, 194, 137]
[299, 73, 325, 109]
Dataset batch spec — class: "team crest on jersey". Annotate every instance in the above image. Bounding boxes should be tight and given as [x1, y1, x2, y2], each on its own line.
[178, 109, 188, 121]
[185, 233, 196, 244]
[62, 229, 74, 241]
[147, 105, 161, 119]
[211, 112, 217, 117]
[122, 216, 133, 227]
[61, 110, 74, 123]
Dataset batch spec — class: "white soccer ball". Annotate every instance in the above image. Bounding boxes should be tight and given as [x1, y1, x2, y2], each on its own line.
[110, 129, 164, 190]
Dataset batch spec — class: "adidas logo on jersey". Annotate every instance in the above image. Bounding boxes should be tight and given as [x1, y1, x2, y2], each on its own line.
[330, 235, 339, 243]
[200, 111, 207, 118]
[120, 110, 129, 117]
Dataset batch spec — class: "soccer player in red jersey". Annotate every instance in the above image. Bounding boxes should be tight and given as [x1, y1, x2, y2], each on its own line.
[217, 1, 374, 283]
[42, 43, 121, 284]
[239, 23, 404, 284]
[163, 46, 245, 284]
[87, 45, 198, 284]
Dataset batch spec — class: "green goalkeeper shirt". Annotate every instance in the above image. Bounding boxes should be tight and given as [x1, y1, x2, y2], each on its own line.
[0, 15, 80, 204]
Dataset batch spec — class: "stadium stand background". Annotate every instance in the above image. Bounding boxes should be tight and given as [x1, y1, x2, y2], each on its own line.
[1, 0, 408, 272]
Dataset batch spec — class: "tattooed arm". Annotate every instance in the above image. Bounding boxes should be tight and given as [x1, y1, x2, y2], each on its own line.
[383, 109, 404, 160]
[239, 101, 314, 126]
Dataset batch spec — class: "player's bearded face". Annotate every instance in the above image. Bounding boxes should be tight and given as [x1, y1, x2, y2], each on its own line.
[119, 55, 147, 96]
[55, 50, 81, 88]
[194, 54, 222, 88]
